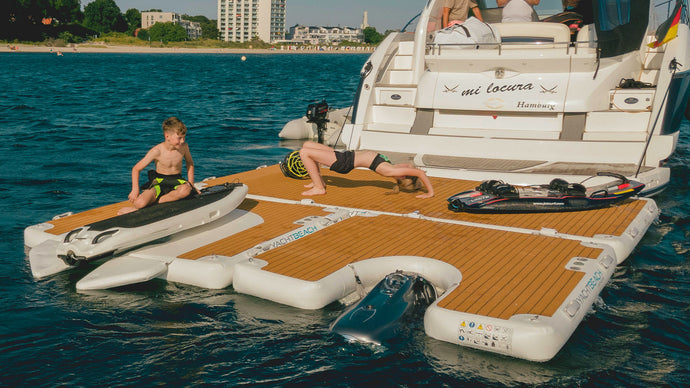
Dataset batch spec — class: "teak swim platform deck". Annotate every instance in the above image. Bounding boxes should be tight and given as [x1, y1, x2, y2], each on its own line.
[31, 165, 658, 361]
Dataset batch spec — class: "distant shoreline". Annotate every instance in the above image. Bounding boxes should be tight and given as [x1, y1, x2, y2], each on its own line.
[1, 43, 374, 54]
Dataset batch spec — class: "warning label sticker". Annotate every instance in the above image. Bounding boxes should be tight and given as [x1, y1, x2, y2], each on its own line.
[457, 320, 513, 351]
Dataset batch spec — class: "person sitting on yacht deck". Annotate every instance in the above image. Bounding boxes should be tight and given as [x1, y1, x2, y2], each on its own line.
[291, 141, 434, 198]
[498, 0, 540, 23]
[443, 0, 483, 28]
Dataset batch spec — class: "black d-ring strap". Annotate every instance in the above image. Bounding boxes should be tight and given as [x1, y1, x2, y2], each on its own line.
[458, 24, 471, 38]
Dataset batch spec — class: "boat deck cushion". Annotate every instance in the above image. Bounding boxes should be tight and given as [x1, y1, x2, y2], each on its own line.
[491, 22, 572, 44]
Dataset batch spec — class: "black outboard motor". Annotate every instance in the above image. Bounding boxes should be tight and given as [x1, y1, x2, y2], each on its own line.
[329, 270, 436, 345]
[305, 100, 329, 143]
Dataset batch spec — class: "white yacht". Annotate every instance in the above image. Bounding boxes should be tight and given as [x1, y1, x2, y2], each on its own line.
[338, 0, 690, 196]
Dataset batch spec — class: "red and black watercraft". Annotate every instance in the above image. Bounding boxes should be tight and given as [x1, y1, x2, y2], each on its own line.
[447, 172, 645, 214]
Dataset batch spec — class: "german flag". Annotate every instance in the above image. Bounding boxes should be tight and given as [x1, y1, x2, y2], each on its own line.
[649, 1, 683, 48]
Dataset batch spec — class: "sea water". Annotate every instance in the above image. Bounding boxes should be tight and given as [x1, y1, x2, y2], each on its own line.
[0, 52, 688, 387]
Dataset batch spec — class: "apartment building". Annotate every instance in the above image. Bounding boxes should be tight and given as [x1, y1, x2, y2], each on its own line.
[288, 25, 363, 45]
[217, 0, 286, 43]
[141, 11, 202, 40]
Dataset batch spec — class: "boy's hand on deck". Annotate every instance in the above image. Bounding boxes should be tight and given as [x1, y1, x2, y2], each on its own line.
[128, 190, 139, 202]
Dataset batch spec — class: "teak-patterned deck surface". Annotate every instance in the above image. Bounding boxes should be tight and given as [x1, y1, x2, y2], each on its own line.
[207, 165, 647, 238]
[43, 165, 647, 320]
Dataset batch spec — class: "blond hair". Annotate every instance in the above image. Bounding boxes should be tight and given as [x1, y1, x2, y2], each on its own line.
[387, 176, 424, 195]
[397, 176, 421, 191]
[162, 117, 187, 136]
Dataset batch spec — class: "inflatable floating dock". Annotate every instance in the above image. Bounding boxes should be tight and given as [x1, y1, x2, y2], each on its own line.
[24, 165, 658, 362]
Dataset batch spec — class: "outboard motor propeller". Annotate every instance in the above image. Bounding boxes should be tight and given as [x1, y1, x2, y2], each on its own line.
[329, 270, 436, 345]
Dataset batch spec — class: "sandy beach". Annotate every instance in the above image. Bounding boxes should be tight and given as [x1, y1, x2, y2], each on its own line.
[1, 43, 374, 54]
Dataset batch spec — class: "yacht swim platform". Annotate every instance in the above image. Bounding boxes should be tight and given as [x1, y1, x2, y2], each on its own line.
[25, 165, 659, 361]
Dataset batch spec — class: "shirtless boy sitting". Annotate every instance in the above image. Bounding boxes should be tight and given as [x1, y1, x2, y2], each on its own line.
[118, 117, 197, 215]
[297, 141, 434, 199]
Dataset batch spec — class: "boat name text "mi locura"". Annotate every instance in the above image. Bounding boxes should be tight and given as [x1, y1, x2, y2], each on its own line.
[459, 82, 535, 96]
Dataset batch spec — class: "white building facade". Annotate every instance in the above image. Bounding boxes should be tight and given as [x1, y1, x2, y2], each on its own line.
[289, 25, 363, 45]
[179, 20, 203, 40]
[142, 11, 181, 29]
[217, 0, 286, 43]
[141, 12, 202, 40]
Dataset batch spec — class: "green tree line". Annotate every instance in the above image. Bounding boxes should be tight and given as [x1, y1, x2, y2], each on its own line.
[1, 0, 218, 43]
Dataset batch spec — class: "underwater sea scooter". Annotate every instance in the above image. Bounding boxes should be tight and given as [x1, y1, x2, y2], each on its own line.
[330, 270, 436, 345]
[447, 172, 645, 214]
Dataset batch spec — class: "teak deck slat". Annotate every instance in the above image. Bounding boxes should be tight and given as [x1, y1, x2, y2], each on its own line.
[44, 202, 127, 235]
[491, 239, 570, 316]
[482, 237, 559, 315]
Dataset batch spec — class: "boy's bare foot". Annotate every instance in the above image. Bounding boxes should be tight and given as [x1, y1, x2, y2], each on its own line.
[117, 206, 137, 215]
[302, 187, 326, 196]
[304, 182, 314, 188]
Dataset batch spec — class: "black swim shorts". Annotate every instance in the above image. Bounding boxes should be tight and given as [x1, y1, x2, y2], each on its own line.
[369, 154, 391, 171]
[143, 170, 191, 201]
[330, 150, 356, 174]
